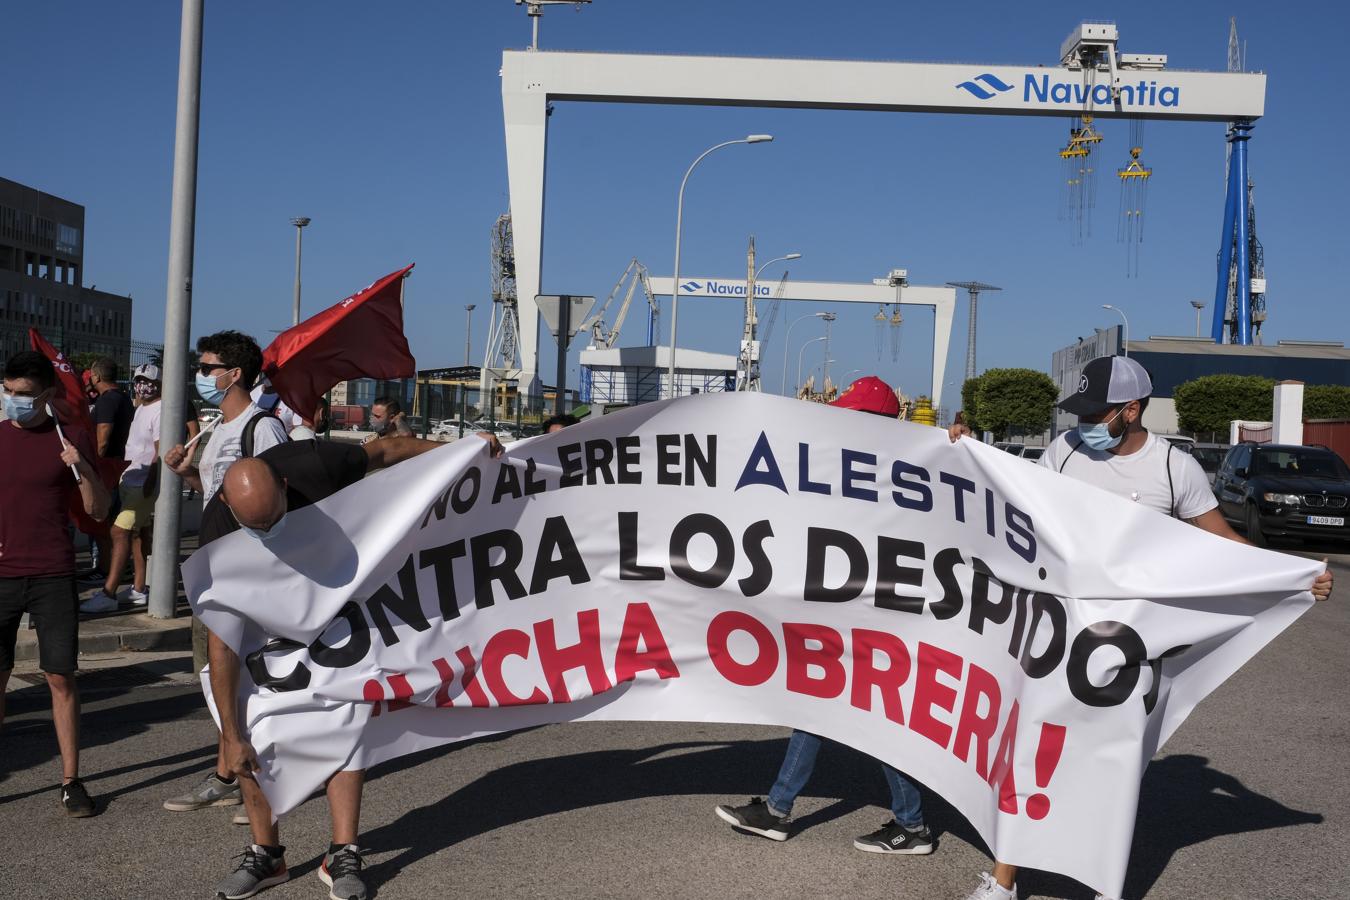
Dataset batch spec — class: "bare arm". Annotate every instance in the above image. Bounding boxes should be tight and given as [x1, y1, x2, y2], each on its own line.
[95, 422, 112, 458]
[362, 432, 502, 471]
[208, 630, 260, 778]
[61, 439, 109, 520]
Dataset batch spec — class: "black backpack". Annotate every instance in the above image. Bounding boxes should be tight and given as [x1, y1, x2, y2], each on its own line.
[240, 410, 289, 459]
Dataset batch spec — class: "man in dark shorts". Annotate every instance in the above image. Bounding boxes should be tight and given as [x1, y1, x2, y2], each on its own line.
[0, 351, 110, 817]
[204, 431, 501, 900]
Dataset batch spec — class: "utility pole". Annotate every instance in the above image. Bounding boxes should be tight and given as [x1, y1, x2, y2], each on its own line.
[738, 236, 757, 391]
[290, 217, 310, 326]
[946, 281, 1002, 380]
[1190, 300, 1206, 337]
[820, 312, 837, 390]
[464, 304, 476, 365]
[148, 0, 204, 622]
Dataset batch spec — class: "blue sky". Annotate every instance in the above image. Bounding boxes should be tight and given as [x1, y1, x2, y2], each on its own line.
[7, 0, 1348, 405]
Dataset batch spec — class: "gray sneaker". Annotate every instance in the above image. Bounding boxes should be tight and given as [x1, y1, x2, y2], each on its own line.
[319, 845, 367, 900]
[215, 845, 288, 899]
[162, 772, 241, 811]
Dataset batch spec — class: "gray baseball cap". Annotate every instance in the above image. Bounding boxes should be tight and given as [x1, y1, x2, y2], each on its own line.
[1057, 355, 1152, 415]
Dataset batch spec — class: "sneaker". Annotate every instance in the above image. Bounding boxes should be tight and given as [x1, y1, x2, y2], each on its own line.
[162, 772, 241, 811]
[79, 589, 118, 614]
[77, 569, 107, 586]
[215, 845, 288, 899]
[714, 797, 790, 841]
[963, 872, 1016, 900]
[852, 820, 934, 855]
[60, 779, 95, 817]
[319, 845, 368, 900]
[123, 587, 149, 607]
[233, 808, 250, 825]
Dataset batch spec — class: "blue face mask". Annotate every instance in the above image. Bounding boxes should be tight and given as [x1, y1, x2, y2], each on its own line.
[195, 371, 228, 406]
[1077, 407, 1125, 451]
[2, 392, 40, 425]
[240, 511, 287, 544]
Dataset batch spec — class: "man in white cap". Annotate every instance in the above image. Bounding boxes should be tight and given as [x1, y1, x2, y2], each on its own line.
[950, 353, 1332, 900]
[82, 363, 164, 611]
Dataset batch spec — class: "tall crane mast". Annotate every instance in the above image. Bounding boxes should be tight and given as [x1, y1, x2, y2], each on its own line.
[481, 214, 522, 400]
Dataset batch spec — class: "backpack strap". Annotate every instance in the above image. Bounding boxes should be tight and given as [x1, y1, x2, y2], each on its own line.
[1166, 441, 1177, 519]
[241, 410, 273, 459]
[1058, 433, 1085, 473]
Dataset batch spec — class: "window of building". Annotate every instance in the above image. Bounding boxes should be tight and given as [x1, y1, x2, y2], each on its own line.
[56, 224, 81, 256]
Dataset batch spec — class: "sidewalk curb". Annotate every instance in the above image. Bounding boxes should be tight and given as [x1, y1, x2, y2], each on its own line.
[15, 613, 193, 662]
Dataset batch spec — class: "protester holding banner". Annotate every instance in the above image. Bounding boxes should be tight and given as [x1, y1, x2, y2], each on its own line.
[164, 331, 288, 503]
[717, 376, 935, 855]
[542, 413, 580, 433]
[81, 364, 164, 613]
[0, 351, 109, 818]
[76, 357, 134, 590]
[950, 354, 1333, 900]
[202, 432, 500, 900]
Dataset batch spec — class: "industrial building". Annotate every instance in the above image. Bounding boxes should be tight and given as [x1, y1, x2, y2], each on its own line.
[579, 345, 737, 406]
[0, 176, 133, 367]
[1051, 328, 1350, 436]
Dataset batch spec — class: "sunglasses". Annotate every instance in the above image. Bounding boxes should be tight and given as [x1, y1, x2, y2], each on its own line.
[196, 363, 234, 377]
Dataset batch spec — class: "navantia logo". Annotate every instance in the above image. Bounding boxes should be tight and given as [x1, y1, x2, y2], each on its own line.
[680, 281, 702, 293]
[955, 73, 1014, 100]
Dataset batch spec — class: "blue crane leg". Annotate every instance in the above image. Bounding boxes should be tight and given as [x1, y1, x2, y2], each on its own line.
[1233, 124, 1253, 345]
[1210, 129, 1241, 343]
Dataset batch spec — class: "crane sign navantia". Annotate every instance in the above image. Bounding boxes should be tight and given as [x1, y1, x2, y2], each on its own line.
[500, 22, 1266, 397]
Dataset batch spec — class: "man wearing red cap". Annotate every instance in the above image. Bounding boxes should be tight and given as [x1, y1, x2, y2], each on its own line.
[715, 376, 935, 856]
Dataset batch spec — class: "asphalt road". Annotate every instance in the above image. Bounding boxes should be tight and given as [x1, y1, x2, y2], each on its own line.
[3, 554, 1347, 900]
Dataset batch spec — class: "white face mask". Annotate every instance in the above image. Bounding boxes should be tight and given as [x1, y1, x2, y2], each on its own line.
[239, 511, 287, 543]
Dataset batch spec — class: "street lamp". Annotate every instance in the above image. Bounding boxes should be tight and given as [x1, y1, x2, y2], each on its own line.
[845, 368, 863, 383]
[796, 336, 827, 394]
[666, 134, 774, 398]
[1102, 304, 1130, 356]
[780, 311, 830, 395]
[1190, 300, 1206, 337]
[464, 304, 476, 365]
[756, 251, 802, 281]
[290, 217, 310, 326]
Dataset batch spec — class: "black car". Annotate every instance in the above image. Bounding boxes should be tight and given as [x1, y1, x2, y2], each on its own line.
[1213, 442, 1350, 546]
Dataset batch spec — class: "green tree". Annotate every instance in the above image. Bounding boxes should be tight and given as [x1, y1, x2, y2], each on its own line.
[69, 351, 102, 374]
[960, 373, 987, 433]
[1304, 384, 1350, 420]
[1173, 374, 1274, 434]
[972, 368, 1058, 440]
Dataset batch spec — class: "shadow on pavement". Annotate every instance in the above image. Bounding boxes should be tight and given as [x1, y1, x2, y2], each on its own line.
[359, 738, 1322, 900]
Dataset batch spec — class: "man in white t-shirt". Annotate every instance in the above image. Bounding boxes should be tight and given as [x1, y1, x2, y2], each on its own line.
[162, 331, 288, 818]
[950, 354, 1333, 900]
[80, 364, 166, 612]
[165, 331, 288, 504]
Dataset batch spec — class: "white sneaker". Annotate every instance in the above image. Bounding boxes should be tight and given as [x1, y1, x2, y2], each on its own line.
[80, 590, 118, 614]
[122, 588, 149, 607]
[963, 872, 1016, 900]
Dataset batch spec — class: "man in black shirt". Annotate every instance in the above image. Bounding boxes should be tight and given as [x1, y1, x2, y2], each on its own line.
[205, 433, 500, 900]
[83, 357, 134, 591]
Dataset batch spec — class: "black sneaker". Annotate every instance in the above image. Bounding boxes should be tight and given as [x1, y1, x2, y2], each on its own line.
[60, 779, 95, 817]
[853, 820, 934, 854]
[714, 797, 790, 841]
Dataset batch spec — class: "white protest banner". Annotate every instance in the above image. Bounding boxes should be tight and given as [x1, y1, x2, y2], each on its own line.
[184, 393, 1318, 897]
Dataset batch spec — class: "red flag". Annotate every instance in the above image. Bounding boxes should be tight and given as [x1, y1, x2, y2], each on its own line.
[262, 265, 416, 417]
[29, 328, 107, 535]
[29, 327, 93, 432]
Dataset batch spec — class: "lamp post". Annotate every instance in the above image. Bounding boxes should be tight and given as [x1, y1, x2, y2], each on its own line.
[780, 312, 829, 395]
[464, 304, 476, 365]
[666, 134, 773, 398]
[290, 217, 310, 326]
[1102, 304, 1130, 356]
[756, 252, 801, 282]
[796, 336, 827, 394]
[1190, 300, 1206, 337]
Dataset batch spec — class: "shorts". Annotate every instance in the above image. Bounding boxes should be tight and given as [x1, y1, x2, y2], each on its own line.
[113, 483, 155, 531]
[0, 575, 79, 674]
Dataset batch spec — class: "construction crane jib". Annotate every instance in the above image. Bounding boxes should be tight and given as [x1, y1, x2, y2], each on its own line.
[501, 23, 1268, 391]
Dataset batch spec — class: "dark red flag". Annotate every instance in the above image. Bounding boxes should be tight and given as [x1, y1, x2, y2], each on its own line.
[29, 328, 107, 535]
[29, 327, 93, 432]
[262, 265, 416, 418]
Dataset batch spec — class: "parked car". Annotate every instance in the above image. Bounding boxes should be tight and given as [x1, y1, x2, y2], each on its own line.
[198, 407, 222, 429]
[993, 442, 1025, 455]
[1212, 442, 1350, 546]
[431, 419, 471, 437]
[1189, 442, 1230, 486]
[1020, 447, 1046, 462]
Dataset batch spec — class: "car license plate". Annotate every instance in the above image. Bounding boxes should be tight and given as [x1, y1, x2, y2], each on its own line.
[1307, 515, 1345, 526]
